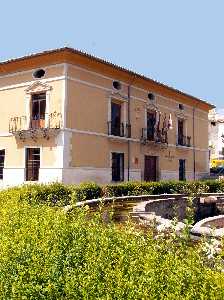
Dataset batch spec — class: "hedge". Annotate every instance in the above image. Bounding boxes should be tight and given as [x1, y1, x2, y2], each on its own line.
[102, 180, 224, 197]
[0, 183, 72, 206]
[1, 179, 224, 206]
[102, 180, 209, 197]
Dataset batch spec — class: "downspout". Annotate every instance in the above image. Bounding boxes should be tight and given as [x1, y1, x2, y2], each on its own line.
[193, 102, 199, 180]
[193, 106, 196, 180]
[127, 76, 137, 181]
[127, 85, 131, 181]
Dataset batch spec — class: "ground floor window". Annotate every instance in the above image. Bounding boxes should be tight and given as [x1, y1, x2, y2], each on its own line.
[179, 159, 186, 181]
[0, 150, 5, 180]
[25, 148, 40, 181]
[112, 152, 124, 182]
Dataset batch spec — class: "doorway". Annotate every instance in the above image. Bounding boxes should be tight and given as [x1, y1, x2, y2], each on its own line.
[112, 152, 124, 182]
[179, 159, 186, 181]
[144, 156, 157, 181]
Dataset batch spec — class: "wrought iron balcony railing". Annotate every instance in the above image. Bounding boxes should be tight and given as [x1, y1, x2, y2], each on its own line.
[141, 128, 154, 141]
[107, 121, 131, 138]
[176, 135, 191, 147]
[141, 128, 168, 144]
[9, 112, 62, 133]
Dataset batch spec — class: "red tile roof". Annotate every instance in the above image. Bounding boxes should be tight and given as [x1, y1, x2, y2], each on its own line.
[0, 47, 215, 109]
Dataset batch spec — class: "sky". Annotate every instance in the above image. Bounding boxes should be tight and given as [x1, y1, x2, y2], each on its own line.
[0, 0, 223, 109]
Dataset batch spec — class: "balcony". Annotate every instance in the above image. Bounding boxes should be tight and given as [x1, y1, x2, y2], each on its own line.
[107, 121, 131, 139]
[9, 112, 62, 140]
[176, 135, 191, 147]
[141, 128, 168, 144]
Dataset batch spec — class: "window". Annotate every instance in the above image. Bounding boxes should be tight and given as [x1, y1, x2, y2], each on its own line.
[148, 93, 155, 101]
[112, 81, 122, 90]
[110, 101, 123, 136]
[112, 152, 124, 182]
[25, 148, 40, 181]
[147, 111, 156, 140]
[211, 121, 216, 126]
[0, 150, 5, 180]
[31, 93, 46, 128]
[221, 147, 224, 156]
[179, 159, 186, 181]
[177, 119, 191, 147]
[179, 104, 184, 110]
[177, 119, 184, 145]
[33, 69, 45, 79]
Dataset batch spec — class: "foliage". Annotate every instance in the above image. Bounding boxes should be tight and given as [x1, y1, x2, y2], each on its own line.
[0, 196, 223, 299]
[1, 182, 72, 206]
[1, 180, 224, 206]
[70, 182, 102, 203]
[203, 180, 224, 193]
[102, 180, 210, 198]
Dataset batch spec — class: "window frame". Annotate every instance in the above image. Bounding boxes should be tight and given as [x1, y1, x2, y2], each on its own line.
[0, 150, 5, 180]
[146, 110, 156, 141]
[111, 152, 124, 182]
[179, 159, 186, 181]
[108, 96, 128, 137]
[25, 147, 41, 181]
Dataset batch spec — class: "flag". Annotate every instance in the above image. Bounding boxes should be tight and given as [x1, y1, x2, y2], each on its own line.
[168, 113, 173, 130]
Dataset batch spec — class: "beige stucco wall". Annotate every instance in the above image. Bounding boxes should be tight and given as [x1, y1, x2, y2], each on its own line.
[66, 63, 210, 181]
[0, 64, 64, 132]
[0, 136, 58, 168]
[0, 64, 64, 88]
[66, 80, 108, 133]
[0, 65, 64, 185]
[0, 59, 210, 185]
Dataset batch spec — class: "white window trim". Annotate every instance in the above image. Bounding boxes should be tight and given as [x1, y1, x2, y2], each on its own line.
[24, 146, 43, 181]
[25, 82, 52, 129]
[108, 95, 128, 125]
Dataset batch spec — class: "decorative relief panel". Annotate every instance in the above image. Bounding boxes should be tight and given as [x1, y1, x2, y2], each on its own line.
[25, 81, 52, 94]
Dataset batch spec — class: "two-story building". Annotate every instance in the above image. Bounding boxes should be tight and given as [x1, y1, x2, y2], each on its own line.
[0, 47, 214, 186]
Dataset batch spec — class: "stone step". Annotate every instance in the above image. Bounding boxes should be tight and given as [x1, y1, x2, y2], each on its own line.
[130, 211, 154, 215]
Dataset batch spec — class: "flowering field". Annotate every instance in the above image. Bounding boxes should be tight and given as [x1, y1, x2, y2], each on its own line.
[0, 193, 223, 299]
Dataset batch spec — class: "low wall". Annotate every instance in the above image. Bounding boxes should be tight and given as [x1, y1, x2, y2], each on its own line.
[72, 193, 224, 223]
[144, 197, 195, 220]
[191, 215, 224, 239]
[75, 193, 186, 208]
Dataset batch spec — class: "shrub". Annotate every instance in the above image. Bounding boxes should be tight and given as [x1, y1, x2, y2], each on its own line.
[71, 182, 102, 203]
[0, 179, 223, 206]
[203, 180, 224, 193]
[102, 180, 210, 198]
[180, 181, 209, 195]
[0, 197, 223, 298]
[0, 183, 72, 207]
[102, 181, 145, 197]
[148, 180, 186, 194]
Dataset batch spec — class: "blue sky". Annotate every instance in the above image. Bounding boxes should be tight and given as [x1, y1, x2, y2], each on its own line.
[0, 0, 223, 109]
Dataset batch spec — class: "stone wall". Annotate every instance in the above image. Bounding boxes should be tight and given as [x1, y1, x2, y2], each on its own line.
[144, 197, 196, 221]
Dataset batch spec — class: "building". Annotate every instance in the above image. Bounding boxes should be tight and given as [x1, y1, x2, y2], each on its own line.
[208, 109, 224, 167]
[0, 47, 214, 187]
